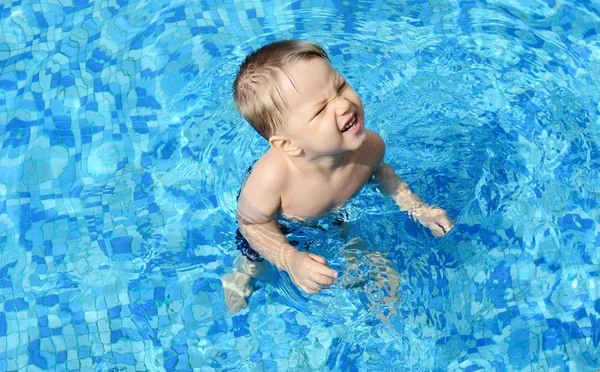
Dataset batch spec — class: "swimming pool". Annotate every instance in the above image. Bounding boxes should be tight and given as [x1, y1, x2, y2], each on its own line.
[1, 0, 599, 370]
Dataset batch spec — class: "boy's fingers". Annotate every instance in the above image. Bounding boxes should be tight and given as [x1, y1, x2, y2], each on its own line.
[308, 253, 326, 265]
[429, 222, 448, 237]
[307, 254, 338, 277]
[439, 217, 452, 230]
[313, 273, 335, 286]
[436, 223, 447, 235]
[302, 283, 321, 294]
[432, 227, 445, 237]
[439, 219, 455, 234]
[313, 262, 338, 278]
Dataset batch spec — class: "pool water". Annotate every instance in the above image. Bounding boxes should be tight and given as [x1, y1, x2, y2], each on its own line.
[1, 0, 599, 370]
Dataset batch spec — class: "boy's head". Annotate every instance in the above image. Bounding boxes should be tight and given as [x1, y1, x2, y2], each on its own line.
[233, 40, 329, 140]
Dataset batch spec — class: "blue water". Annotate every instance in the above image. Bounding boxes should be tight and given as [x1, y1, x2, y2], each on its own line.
[1, 0, 599, 370]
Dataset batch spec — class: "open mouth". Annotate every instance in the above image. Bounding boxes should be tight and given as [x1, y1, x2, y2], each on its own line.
[341, 114, 357, 133]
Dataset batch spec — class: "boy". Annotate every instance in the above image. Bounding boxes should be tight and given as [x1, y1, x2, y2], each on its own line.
[223, 40, 454, 313]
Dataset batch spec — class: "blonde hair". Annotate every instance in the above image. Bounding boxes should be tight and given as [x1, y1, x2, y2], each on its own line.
[233, 40, 329, 139]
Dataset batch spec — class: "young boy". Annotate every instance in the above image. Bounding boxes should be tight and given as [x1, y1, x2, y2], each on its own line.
[223, 40, 454, 313]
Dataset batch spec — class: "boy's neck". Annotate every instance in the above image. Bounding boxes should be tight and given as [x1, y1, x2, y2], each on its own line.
[288, 151, 351, 177]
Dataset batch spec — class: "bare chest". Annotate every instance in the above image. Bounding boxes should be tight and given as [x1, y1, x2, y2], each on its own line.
[280, 164, 373, 218]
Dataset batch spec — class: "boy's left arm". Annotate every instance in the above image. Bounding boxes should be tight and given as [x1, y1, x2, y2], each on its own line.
[372, 163, 454, 237]
[363, 130, 454, 237]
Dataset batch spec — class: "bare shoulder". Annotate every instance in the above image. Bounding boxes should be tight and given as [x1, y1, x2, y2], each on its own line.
[357, 130, 386, 168]
[247, 150, 289, 189]
[237, 150, 288, 222]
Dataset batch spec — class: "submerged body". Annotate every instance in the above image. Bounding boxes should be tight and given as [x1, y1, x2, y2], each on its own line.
[224, 41, 454, 312]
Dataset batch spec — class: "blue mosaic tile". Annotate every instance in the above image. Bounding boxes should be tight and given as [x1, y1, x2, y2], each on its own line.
[1, 0, 600, 370]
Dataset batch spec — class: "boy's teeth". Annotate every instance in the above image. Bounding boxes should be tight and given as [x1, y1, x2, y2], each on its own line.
[342, 116, 356, 132]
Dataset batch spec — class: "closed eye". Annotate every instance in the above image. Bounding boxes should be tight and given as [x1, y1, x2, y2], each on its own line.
[314, 106, 326, 118]
[312, 80, 347, 119]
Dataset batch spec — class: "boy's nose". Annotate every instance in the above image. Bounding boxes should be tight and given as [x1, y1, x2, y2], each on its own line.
[335, 96, 352, 116]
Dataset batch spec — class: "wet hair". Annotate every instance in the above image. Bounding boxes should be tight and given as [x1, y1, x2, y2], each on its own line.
[233, 40, 329, 139]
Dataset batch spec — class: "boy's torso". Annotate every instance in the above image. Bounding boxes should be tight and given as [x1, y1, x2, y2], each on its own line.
[279, 155, 374, 218]
[248, 130, 384, 220]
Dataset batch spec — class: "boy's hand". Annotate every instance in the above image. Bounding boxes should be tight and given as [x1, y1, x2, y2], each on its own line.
[282, 251, 338, 294]
[373, 163, 455, 237]
[413, 206, 455, 237]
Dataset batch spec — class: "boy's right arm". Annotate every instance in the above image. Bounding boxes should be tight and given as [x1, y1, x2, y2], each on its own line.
[236, 161, 338, 293]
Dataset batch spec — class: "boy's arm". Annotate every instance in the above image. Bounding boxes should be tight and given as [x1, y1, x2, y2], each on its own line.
[363, 132, 454, 237]
[372, 163, 454, 237]
[236, 160, 338, 293]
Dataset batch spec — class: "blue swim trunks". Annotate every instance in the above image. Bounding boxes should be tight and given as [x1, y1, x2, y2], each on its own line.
[235, 221, 302, 262]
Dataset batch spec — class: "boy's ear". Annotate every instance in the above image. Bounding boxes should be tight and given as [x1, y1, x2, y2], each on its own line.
[269, 135, 302, 156]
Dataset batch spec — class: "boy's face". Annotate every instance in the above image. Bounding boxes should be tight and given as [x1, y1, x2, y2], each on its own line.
[276, 57, 366, 156]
